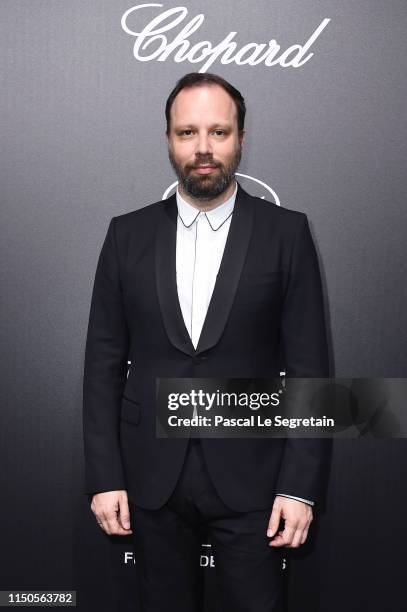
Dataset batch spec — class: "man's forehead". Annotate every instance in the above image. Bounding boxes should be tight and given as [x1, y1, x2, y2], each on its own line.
[171, 85, 237, 120]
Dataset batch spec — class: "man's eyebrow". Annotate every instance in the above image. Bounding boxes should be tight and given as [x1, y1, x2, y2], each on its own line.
[175, 123, 232, 130]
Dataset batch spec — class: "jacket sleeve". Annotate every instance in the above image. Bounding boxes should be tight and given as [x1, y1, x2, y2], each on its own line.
[82, 217, 130, 496]
[275, 213, 332, 504]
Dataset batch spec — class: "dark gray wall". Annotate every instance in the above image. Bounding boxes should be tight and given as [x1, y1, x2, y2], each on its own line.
[1, 2, 406, 610]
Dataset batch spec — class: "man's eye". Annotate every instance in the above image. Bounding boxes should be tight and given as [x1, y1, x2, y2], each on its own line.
[179, 130, 226, 136]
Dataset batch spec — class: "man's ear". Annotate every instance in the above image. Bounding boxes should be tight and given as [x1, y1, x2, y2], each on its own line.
[239, 129, 246, 146]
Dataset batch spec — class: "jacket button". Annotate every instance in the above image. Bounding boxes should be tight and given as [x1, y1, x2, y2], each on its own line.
[192, 355, 207, 364]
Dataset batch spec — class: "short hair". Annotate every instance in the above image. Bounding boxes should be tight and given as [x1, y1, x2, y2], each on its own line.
[165, 72, 246, 135]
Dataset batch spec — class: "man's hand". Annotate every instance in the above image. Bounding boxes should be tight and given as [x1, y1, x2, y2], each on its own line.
[91, 490, 133, 536]
[267, 495, 313, 548]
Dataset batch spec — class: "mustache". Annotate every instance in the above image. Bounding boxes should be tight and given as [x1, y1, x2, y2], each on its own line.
[189, 160, 220, 169]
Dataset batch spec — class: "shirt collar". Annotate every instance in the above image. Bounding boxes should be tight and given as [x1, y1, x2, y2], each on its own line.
[176, 181, 237, 230]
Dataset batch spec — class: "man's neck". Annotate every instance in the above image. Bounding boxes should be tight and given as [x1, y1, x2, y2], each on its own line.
[178, 179, 237, 212]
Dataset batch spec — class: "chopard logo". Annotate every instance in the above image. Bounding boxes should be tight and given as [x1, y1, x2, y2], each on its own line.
[121, 4, 331, 73]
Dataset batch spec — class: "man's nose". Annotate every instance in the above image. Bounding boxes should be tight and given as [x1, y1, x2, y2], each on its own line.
[196, 132, 212, 155]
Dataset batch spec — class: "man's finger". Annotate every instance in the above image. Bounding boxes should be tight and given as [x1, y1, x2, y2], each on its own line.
[118, 499, 132, 531]
[269, 530, 285, 547]
[290, 527, 305, 548]
[104, 510, 126, 535]
[300, 525, 310, 545]
[270, 520, 297, 547]
[267, 504, 282, 537]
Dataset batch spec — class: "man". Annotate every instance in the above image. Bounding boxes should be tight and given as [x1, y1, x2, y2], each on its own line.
[83, 72, 331, 611]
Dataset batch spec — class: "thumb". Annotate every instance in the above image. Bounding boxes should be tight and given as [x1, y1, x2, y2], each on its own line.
[118, 498, 131, 530]
[267, 501, 282, 537]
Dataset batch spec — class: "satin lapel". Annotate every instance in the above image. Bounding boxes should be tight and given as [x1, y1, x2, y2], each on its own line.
[155, 193, 195, 356]
[195, 183, 254, 355]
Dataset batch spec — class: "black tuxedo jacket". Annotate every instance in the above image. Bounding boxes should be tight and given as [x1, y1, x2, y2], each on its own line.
[83, 182, 331, 511]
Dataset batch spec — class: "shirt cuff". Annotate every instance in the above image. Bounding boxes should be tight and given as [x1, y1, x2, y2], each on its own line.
[276, 493, 314, 506]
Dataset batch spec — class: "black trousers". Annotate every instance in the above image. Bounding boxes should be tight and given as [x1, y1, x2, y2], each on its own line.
[129, 438, 284, 611]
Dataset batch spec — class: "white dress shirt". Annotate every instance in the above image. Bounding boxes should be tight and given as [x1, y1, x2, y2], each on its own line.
[176, 182, 236, 348]
[175, 181, 314, 507]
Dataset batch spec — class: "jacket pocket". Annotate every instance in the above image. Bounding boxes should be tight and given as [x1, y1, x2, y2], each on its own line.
[120, 396, 141, 426]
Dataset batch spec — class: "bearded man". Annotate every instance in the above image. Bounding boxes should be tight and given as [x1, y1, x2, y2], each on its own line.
[83, 72, 331, 611]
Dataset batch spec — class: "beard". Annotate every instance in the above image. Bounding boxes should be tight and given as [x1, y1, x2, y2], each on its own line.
[168, 145, 242, 201]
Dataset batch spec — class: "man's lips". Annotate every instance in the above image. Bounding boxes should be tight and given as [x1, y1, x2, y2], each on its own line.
[192, 164, 218, 174]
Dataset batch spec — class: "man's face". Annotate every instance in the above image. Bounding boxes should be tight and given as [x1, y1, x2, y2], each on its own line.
[167, 84, 244, 201]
